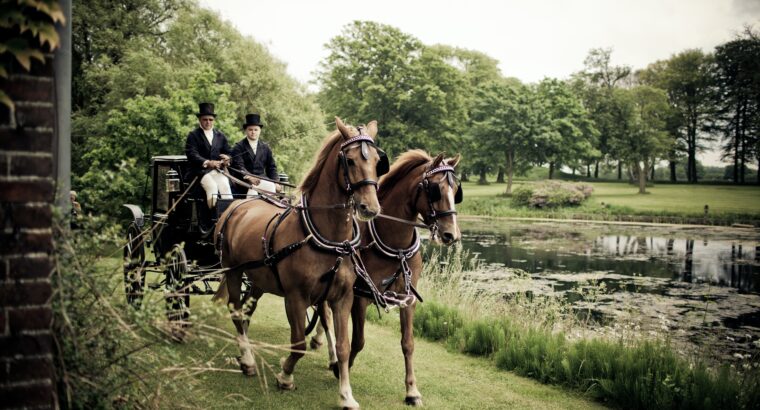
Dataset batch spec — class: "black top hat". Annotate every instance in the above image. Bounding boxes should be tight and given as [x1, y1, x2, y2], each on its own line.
[242, 113, 264, 129]
[196, 102, 216, 118]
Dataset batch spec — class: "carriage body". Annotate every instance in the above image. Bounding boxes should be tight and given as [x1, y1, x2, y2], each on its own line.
[122, 155, 229, 318]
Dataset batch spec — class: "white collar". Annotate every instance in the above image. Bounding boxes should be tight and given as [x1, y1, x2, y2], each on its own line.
[247, 138, 259, 152]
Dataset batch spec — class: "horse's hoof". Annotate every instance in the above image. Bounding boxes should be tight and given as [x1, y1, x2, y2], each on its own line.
[329, 362, 339, 379]
[404, 396, 423, 406]
[275, 376, 295, 391]
[310, 337, 323, 350]
[340, 397, 360, 409]
[236, 359, 257, 377]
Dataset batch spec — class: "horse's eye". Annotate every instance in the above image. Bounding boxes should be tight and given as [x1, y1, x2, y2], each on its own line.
[347, 158, 355, 166]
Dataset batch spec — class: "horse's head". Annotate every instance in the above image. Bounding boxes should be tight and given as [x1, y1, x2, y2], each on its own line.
[335, 117, 385, 221]
[417, 153, 462, 245]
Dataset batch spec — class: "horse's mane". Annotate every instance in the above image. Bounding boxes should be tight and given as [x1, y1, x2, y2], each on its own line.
[298, 130, 345, 194]
[378, 149, 432, 201]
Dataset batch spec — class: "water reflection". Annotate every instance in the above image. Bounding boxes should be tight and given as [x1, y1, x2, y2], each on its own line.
[460, 229, 760, 293]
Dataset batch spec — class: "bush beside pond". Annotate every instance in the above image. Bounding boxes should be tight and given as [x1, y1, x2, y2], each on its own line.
[512, 181, 594, 208]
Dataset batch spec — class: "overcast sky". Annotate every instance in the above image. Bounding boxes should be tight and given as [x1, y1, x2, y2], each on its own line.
[200, 0, 760, 166]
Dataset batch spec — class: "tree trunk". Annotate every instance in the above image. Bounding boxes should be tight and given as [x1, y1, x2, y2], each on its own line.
[594, 160, 599, 178]
[572, 167, 576, 176]
[505, 151, 514, 194]
[461, 169, 469, 182]
[586, 163, 591, 178]
[638, 161, 648, 194]
[478, 169, 487, 184]
[650, 163, 655, 182]
[496, 167, 505, 183]
[617, 161, 622, 180]
[549, 162, 555, 179]
[669, 159, 677, 182]
[689, 114, 698, 183]
[757, 158, 760, 186]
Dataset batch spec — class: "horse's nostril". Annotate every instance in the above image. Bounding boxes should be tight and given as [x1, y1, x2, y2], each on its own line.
[442, 232, 454, 243]
[358, 203, 368, 211]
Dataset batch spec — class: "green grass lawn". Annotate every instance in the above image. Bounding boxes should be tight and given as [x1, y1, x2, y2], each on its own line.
[146, 295, 605, 410]
[459, 180, 760, 223]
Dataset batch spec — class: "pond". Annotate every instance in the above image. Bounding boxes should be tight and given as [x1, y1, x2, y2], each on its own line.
[444, 217, 760, 363]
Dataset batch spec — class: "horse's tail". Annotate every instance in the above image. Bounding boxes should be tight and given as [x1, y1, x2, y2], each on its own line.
[212, 274, 228, 304]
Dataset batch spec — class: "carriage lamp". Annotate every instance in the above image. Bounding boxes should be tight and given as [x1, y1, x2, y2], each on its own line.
[166, 169, 180, 193]
[278, 172, 290, 194]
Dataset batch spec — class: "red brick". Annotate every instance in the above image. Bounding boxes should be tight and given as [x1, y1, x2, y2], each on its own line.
[0, 77, 53, 102]
[0, 232, 53, 253]
[0, 128, 53, 151]
[0, 383, 56, 408]
[8, 257, 53, 280]
[0, 203, 52, 229]
[0, 180, 54, 202]
[0, 334, 53, 357]
[14, 104, 54, 129]
[0, 281, 52, 307]
[10, 155, 53, 177]
[8, 307, 52, 332]
[0, 357, 54, 384]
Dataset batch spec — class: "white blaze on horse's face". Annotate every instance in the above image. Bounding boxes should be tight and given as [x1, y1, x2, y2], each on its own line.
[343, 141, 382, 221]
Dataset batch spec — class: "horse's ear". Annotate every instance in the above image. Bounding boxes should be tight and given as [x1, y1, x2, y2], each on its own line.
[336, 117, 351, 140]
[431, 153, 445, 168]
[366, 120, 378, 138]
[446, 154, 461, 168]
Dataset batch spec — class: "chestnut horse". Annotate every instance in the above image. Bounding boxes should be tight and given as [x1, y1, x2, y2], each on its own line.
[312, 150, 462, 406]
[213, 118, 387, 409]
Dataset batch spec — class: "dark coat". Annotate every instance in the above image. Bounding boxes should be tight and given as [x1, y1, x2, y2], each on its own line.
[230, 139, 278, 194]
[184, 127, 232, 180]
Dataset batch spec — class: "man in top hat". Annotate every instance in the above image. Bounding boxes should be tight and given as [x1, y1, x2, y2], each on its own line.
[230, 113, 279, 196]
[184, 102, 233, 209]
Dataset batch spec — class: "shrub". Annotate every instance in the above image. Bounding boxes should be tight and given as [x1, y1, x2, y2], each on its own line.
[512, 181, 594, 208]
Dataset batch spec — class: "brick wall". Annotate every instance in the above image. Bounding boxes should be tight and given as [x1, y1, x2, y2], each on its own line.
[0, 56, 58, 409]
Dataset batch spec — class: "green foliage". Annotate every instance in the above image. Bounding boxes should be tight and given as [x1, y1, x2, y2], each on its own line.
[512, 181, 594, 208]
[0, 0, 65, 107]
[72, 3, 325, 219]
[316, 21, 469, 159]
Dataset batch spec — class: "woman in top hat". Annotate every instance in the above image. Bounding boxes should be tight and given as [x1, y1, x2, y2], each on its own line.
[184, 102, 233, 209]
[230, 113, 279, 196]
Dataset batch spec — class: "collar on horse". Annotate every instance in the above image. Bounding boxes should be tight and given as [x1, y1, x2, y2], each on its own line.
[355, 218, 424, 308]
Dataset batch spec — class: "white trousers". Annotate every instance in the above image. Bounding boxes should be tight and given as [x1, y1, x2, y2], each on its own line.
[246, 179, 276, 196]
[200, 170, 232, 208]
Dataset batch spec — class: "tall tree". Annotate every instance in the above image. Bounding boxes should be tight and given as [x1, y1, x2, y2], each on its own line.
[316, 21, 469, 159]
[470, 80, 536, 194]
[534, 79, 599, 179]
[711, 30, 760, 184]
[575, 48, 632, 178]
[609, 86, 673, 193]
[639, 50, 713, 183]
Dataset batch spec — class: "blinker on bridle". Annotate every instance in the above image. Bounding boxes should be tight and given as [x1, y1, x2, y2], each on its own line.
[338, 128, 389, 193]
[418, 164, 463, 223]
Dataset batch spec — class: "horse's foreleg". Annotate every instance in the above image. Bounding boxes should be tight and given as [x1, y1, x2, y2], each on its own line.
[316, 303, 339, 376]
[239, 285, 264, 376]
[348, 297, 368, 368]
[227, 272, 256, 376]
[400, 304, 422, 406]
[331, 296, 360, 409]
[277, 295, 308, 390]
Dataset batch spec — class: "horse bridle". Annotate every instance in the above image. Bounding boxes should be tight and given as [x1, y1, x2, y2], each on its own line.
[337, 129, 389, 193]
[415, 164, 462, 228]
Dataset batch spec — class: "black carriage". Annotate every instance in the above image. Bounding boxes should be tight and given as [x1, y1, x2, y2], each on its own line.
[122, 155, 289, 322]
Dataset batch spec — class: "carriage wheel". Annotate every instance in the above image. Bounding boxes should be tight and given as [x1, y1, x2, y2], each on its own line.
[164, 244, 191, 326]
[123, 223, 146, 308]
